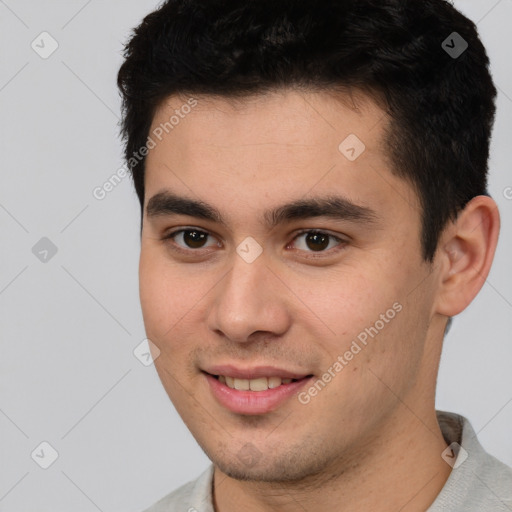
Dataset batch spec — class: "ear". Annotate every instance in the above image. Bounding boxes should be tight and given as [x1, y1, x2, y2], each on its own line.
[435, 195, 500, 317]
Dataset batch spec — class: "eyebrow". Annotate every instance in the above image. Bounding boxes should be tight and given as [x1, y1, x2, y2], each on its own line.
[145, 190, 379, 229]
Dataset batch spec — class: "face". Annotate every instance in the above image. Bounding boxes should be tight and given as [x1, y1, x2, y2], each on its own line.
[139, 89, 441, 482]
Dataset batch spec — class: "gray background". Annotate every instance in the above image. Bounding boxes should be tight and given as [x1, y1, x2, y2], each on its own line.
[0, 1, 511, 510]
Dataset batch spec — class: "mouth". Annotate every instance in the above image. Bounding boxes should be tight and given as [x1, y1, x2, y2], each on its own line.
[202, 368, 314, 415]
[208, 374, 306, 391]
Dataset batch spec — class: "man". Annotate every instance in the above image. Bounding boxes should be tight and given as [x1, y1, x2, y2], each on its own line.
[117, 0, 512, 510]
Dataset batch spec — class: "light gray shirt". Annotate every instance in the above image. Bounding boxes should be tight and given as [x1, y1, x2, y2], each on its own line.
[143, 410, 512, 511]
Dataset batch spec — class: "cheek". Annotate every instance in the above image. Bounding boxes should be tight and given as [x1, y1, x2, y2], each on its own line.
[138, 247, 215, 355]
[139, 248, 185, 340]
[299, 266, 400, 336]
[298, 262, 422, 377]
[139, 251, 200, 399]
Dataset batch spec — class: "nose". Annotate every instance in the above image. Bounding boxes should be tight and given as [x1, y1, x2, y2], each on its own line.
[207, 248, 292, 344]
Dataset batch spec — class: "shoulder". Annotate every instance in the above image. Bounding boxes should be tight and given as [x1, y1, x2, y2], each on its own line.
[141, 465, 215, 512]
[429, 410, 512, 511]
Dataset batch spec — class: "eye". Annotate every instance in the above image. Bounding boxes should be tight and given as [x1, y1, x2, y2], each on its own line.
[163, 228, 220, 251]
[162, 227, 347, 258]
[288, 230, 345, 255]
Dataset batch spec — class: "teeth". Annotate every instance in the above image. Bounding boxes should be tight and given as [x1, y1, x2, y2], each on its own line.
[268, 376, 282, 389]
[249, 377, 268, 391]
[234, 378, 250, 390]
[217, 375, 298, 391]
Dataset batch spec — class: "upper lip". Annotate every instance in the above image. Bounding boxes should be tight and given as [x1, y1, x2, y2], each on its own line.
[204, 365, 312, 380]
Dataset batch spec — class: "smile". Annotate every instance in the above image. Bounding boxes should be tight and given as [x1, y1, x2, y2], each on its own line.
[203, 371, 313, 414]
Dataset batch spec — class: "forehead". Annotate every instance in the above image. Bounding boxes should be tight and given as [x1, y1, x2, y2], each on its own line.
[143, 88, 419, 225]
[149, 88, 385, 151]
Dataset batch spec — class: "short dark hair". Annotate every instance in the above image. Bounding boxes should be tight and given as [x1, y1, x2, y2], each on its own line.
[117, 0, 497, 261]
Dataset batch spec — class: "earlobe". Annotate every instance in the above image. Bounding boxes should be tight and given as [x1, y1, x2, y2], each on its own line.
[435, 196, 500, 317]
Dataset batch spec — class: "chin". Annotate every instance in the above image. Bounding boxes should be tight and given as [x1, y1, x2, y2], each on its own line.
[208, 444, 331, 484]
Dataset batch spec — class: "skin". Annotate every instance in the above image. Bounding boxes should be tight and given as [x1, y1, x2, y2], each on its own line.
[139, 88, 500, 511]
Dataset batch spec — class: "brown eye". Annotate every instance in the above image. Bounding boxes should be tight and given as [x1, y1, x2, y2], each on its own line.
[181, 229, 208, 248]
[291, 230, 344, 254]
[304, 232, 330, 251]
[164, 228, 219, 251]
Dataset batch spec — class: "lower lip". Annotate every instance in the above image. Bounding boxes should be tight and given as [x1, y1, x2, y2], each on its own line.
[204, 372, 313, 415]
